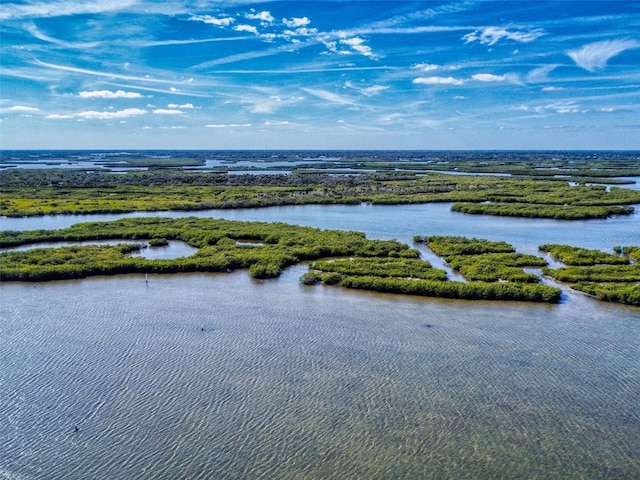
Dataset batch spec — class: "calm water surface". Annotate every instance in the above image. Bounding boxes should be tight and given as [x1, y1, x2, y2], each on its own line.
[1, 203, 639, 479]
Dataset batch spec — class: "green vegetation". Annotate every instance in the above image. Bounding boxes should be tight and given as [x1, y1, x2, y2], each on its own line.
[539, 244, 629, 265]
[1, 166, 638, 220]
[451, 202, 633, 220]
[310, 257, 447, 281]
[614, 246, 640, 262]
[417, 236, 515, 256]
[568, 283, 640, 306]
[148, 237, 169, 247]
[305, 236, 561, 303]
[421, 236, 547, 283]
[0, 217, 413, 282]
[447, 254, 546, 283]
[540, 244, 640, 306]
[336, 275, 562, 303]
[543, 265, 640, 283]
[1, 220, 562, 302]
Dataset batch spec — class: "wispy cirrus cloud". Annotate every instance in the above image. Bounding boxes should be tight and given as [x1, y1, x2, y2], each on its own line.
[34, 60, 181, 85]
[566, 39, 639, 72]
[300, 87, 362, 107]
[26, 23, 100, 49]
[79, 90, 143, 99]
[526, 65, 558, 83]
[344, 81, 389, 97]
[0, 0, 136, 20]
[463, 26, 545, 45]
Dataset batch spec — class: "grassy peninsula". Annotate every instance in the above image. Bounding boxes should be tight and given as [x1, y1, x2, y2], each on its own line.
[0, 217, 416, 282]
[540, 244, 640, 306]
[305, 236, 562, 303]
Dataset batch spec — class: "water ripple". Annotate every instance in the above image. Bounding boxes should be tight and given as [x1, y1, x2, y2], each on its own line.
[1, 272, 638, 479]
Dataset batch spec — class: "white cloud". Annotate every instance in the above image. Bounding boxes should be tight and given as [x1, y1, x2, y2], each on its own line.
[413, 76, 465, 86]
[153, 109, 183, 115]
[472, 73, 521, 84]
[47, 108, 146, 120]
[167, 103, 195, 109]
[553, 102, 583, 114]
[246, 11, 274, 23]
[264, 121, 289, 126]
[76, 108, 146, 119]
[413, 63, 440, 72]
[566, 39, 639, 72]
[206, 123, 252, 128]
[513, 101, 585, 115]
[339, 37, 374, 58]
[189, 15, 235, 27]
[79, 89, 143, 99]
[541, 86, 563, 92]
[283, 17, 311, 28]
[46, 114, 74, 119]
[283, 27, 318, 38]
[6, 105, 40, 112]
[361, 85, 389, 96]
[472, 73, 506, 82]
[234, 24, 259, 35]
[463, 27, 544, 46]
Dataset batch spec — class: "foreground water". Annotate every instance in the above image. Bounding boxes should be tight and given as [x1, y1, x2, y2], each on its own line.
[1, 203, 639, 479]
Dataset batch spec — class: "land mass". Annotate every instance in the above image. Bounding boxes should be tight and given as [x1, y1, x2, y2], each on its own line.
[1, 152, 638, 305]
[1, 152, 639, 219]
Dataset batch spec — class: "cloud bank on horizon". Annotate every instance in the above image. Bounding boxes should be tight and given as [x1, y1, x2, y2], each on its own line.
[1, 0, 638, 150]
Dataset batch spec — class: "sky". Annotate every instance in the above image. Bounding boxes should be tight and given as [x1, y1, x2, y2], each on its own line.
[1, 0, 639, 150]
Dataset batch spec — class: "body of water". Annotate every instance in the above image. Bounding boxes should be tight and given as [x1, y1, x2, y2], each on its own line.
[1, 202, 639, 479]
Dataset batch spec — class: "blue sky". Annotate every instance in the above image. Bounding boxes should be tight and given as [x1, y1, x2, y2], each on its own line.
[1, 1, 639, 150]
